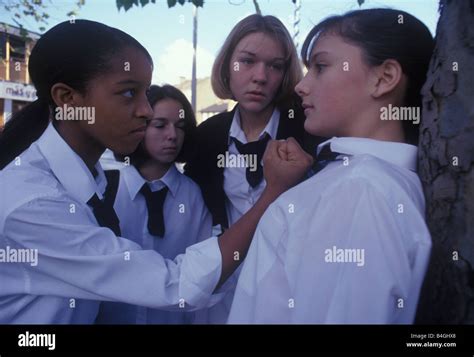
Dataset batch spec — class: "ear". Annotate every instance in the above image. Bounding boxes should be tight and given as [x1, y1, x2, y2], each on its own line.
[370, 59, 403, 99]
[50, 83, 84, 108]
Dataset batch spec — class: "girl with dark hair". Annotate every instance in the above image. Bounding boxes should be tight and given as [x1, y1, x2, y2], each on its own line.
[229, 8, 434, 324]
[0, 20, 313, 323]
[96, 85, 212, 324]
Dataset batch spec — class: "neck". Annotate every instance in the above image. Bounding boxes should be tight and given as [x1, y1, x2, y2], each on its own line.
[239, 105, 274, 142]
[54, 121, 104, 174]
[343, 104, 405, 143]
[139, 160, 171, 181]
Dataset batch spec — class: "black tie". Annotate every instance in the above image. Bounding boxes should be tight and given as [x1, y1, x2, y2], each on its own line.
[140, 183, 168, 238]
[232, 134, 271, 188]
[307, 145, 341, 178]
[87, 194, 122, 236]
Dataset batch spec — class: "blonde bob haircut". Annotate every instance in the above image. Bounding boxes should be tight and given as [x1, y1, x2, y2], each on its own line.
[211, 14, 302, 108]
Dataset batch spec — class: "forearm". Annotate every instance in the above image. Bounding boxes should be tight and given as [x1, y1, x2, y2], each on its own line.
[216, 187, 279, 286]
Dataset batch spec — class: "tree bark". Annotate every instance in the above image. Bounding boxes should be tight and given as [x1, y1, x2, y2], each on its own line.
[416, 0, 474, 324]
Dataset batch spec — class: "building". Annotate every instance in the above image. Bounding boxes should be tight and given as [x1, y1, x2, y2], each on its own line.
[174, 76, 235, 124]
[0, 22, 40, 127]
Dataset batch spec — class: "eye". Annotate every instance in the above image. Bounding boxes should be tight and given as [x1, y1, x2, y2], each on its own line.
[149, 119, 166, 129]
[270, 62, 284, 71]
[122, 89, 136, 98]
[314, 63, 326, 73]
[175, 120, 187, 131]
[240, 58, 254, 65]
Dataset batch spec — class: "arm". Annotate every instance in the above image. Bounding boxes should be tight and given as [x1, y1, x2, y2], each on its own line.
[216, 138, 313, 286]
[1, 139, 312, 311]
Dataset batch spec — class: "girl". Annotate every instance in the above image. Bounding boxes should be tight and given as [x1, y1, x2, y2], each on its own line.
[186, 14, 322, 324]
[228, 8, 434, 324]
[95, 84, 212, 324]
[0, 20, 312, 324]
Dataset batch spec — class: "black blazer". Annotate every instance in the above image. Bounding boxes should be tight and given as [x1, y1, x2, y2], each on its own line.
[185, 103, 324, 229]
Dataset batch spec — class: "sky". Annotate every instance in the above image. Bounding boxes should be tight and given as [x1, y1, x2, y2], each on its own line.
[0, 0, 440, 85]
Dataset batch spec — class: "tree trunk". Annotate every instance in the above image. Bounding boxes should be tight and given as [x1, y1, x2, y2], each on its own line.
[416, 0, 474, 324]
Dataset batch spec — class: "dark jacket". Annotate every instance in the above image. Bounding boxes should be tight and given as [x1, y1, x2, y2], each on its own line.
[185, 103, 324, 229]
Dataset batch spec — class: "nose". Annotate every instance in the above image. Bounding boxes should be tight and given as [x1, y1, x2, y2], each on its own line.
[166, 124, 177, 141]
[136, 94, 154, 121]
[295, 74, 309, 98]
[252, 62, 268, 84]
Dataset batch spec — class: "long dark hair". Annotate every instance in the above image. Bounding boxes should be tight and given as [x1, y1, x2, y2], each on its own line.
[301, 9, 434, 145]
[0, 20, 152, 169]
[119, 84, 197, 167]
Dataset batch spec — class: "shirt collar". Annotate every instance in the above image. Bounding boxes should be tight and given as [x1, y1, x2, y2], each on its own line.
[317, 137, 418, 172]
[228, 106, 280, 145]
[36, 123, 107, 203]
[123, 164, 180, 200]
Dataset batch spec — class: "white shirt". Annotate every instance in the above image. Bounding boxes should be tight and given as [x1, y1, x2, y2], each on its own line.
[95, 164, 213, 324]
[224, 107, 280, 226]
[194, 107, 280, 324]
[0, 123, 224, 324]
[228, 137, 432, 324]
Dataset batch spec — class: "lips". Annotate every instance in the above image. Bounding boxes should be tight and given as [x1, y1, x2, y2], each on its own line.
[247, 90, 265, 100]
[130, 126, 146, 134]
[162, 147, 178, 152]
[301, 103, 314, 117]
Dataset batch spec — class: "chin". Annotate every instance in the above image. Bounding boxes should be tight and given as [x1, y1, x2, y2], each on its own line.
[155, 155, 176, 165]
[111, 141, 140, 156]
[240, 101, 271, 114]
[303, 119, 320, 136]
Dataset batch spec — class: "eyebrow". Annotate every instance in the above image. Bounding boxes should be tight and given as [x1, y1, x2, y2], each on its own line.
[149, 117, 186, 122]
[309, 51, 329, 65]
[238, 50, 285, 62]
[114, 79, 142, 86]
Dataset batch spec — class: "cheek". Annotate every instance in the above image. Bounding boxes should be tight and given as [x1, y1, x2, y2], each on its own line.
[229, 71, 244, 91]
[268, 71, 284, 89]
[176, 131, 185, 148]
[143, 130, 161, 153]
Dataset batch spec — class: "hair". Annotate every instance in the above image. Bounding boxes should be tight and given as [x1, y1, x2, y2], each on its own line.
[301, 8, 434, 145]
[117, 84, 197, 167]
[211, 14, 302, 109]
[0, 20, 153, 169]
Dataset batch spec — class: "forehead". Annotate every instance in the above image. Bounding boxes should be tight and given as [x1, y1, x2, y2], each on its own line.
[309, 33, 363, 62]
[100, 46, 153, 84]
[152, 98, 183, 116]
[234, 32, 285, 58]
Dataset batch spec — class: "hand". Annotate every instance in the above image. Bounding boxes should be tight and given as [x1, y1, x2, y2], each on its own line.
[262, 137, 313, 196]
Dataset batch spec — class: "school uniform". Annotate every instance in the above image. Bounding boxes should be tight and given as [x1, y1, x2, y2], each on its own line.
[95, 164, 213, 324]
[185, 103, 322, 230]
[186, 104, 322, 324]
[0, 123, 225, 324]
[228, 137, 432, 324]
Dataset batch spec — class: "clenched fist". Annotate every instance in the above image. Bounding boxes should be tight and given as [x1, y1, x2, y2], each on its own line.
[262, 137, 313, 196]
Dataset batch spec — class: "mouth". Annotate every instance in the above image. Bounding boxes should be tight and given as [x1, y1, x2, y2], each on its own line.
[130, 126, 146, 134]
[162, 147, 178, 152]
[246, 91, 266, 100]
[302, 103, 314, 116]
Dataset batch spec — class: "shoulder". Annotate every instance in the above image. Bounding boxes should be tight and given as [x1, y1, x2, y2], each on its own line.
[345, 154, 423, 200]
[0, 144, 87, 230]
[175, 171, 206, 201]
[196, 110, 233, 135]
[275, 154, 423, 214]
[0, 170, 83, 233]
[1, 153, 62, 214]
